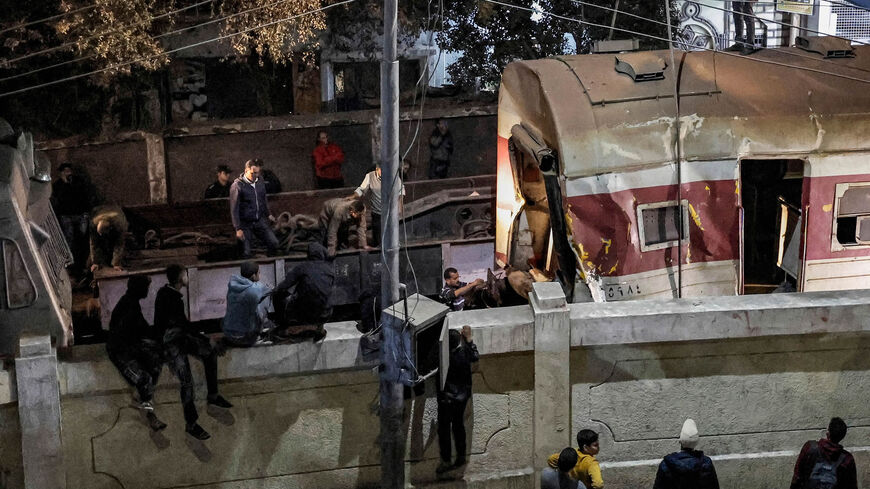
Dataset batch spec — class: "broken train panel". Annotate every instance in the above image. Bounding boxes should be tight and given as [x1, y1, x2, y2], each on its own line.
[497, 42, 870, 302]
[0, 121, 73, 354]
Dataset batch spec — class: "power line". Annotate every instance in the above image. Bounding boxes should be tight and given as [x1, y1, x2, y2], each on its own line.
[708, 0, 870, 15]
[0, 0, 354, 99]
[698, 1, 870, 46]
[569, 0, 870, 74]
[0, 4, 98, 36]
[3, 0, 218, 66]
[1, 0, 306, 83]
[484, 0, 870, 85]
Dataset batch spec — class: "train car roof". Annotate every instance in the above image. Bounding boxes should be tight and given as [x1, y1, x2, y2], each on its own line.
[498, 45, 870, 178]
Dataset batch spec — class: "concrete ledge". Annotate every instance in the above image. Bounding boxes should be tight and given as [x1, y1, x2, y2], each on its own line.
[571, 290, 870, 346]
[446, 305, 534, 355]
[58, 321, 377, 397]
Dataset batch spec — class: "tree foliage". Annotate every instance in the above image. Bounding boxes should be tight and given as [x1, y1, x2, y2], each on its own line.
[437, 0, 678, 88]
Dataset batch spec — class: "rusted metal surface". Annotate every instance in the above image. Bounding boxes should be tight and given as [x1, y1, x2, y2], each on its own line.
[497, 46, 870, 302]
[96, 239, 494, 328]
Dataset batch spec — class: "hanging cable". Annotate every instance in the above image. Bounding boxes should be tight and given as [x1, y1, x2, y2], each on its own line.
[483, 0, 870, 86]
[1, 0, 310, 83]
[664, 0, 684, 298]
[0, 0, 354, 99]
[0, 4, 98, 35]
[3, 0, 218, 66]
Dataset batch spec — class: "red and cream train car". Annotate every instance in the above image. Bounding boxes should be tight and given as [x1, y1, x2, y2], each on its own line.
[496, 40, 870, 302]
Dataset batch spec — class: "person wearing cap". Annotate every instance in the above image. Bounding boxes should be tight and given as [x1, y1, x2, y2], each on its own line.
[350, 163, 405, 248]
[547, 429, 604, 489]
[653, 419, 719, 489]
[203, 165, 233, 199]
[542, 447, 587, 489]
[222, 261, 272, 346]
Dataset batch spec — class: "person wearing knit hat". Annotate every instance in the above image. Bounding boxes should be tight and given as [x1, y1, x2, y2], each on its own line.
[653, 418, 719, 489]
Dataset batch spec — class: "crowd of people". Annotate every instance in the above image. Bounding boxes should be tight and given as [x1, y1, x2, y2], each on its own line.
[537, 418, 857, 489]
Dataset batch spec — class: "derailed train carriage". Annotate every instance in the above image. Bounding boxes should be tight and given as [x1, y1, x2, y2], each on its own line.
[496, 37, 870, 302]
[0, 119, 73, 355]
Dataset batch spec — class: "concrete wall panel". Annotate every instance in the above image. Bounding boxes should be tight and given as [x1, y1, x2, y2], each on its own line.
[44, 140, 150, 207]
[165, 125, 373, 203]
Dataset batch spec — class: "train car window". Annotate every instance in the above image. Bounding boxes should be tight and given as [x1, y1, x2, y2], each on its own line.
[637, 200, 689, 252]
[833, 183, 870, 247]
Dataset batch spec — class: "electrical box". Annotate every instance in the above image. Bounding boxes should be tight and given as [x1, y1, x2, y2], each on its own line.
[382, 293, 449, 388]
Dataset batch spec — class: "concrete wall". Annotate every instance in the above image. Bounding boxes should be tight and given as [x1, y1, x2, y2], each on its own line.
[7, 291, 870, 488]
[38, 107, 498, 206]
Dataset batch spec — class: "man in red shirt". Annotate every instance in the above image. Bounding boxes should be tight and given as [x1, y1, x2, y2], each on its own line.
[312, 130, 345, 189]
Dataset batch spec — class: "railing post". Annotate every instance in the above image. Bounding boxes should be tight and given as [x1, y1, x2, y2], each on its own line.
[15, 335, 65, 489]
[530, 282, 571, 483]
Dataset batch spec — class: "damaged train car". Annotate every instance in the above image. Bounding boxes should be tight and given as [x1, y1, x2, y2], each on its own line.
[496, 37, 870, 302]
[0, 119, 73, 355]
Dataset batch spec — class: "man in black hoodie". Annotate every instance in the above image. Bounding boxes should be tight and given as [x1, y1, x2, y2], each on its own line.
[271, 242, 333, 341]
[790, 417, 857, 489]
[107, 275, 166, 432]
[229, 158, 279, 258]
[653, 418, 719, 489]
[436, 326, 479, 474]
[154, 264, 232, 440]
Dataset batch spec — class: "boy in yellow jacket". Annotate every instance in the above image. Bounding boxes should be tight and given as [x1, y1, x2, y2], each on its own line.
[547, 429, 604, 488]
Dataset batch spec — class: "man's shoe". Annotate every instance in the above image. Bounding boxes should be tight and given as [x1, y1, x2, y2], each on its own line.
[453, 458, 467, 468]
[435, 461, 453, 474]
[312, 328, 327, 343]
[207, 394, 233, 409]
[145, 412, 167, 432]
[135, 400, 155, 412]
[186, 423, 211, 440]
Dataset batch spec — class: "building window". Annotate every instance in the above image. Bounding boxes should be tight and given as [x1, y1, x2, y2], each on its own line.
[833, 182, 870, 249]
[637, 200, 689, 252]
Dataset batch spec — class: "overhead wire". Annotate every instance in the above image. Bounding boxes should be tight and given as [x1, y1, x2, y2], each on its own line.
[0, 3, 98, 35]
[1, 0, 312, 83]
[483, 0, 870, 86]
[566, 0, 870, 76]
[3, 0, 218, 66]
[0, 0, 355, 99]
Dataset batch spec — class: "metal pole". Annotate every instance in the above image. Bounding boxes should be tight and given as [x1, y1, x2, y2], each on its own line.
[379, 0, 403, 485]
[608, 0, 621, 40]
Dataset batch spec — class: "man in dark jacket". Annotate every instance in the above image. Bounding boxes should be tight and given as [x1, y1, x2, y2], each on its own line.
[436, 326, 479, 474]
[106, 275, 166, 432]
[203, 164, 232, 199]
[229, 158, 279, 258]
[428, 118, 454, 179]
[653, 418, 719, 489]
[790, 417, 857, 489]
[154, 264, 232, 440]
[272, 242, 332, 342]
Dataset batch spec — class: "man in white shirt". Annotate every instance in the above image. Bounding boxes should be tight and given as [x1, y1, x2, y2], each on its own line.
[351, 163, 404, 248]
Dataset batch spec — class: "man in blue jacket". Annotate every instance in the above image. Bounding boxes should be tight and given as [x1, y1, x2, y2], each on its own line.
[229, 159, 280, 258]
[653, 418, 719, 489]
[222, 261, 271, 346]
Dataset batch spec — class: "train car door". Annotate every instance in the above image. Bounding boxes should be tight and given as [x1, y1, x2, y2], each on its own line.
[739, 159, 806, 294]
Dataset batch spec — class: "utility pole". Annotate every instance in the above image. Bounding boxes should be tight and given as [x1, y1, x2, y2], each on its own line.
[379, 0, 403, 486]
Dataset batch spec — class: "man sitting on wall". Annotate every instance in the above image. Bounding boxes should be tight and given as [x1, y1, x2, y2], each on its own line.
[106, 275, 166, 432]
[155, 264, 233, 441]
[88, 205, 128, 272]
[222, 261, 273, 347]
[271, 242, 332, 343]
